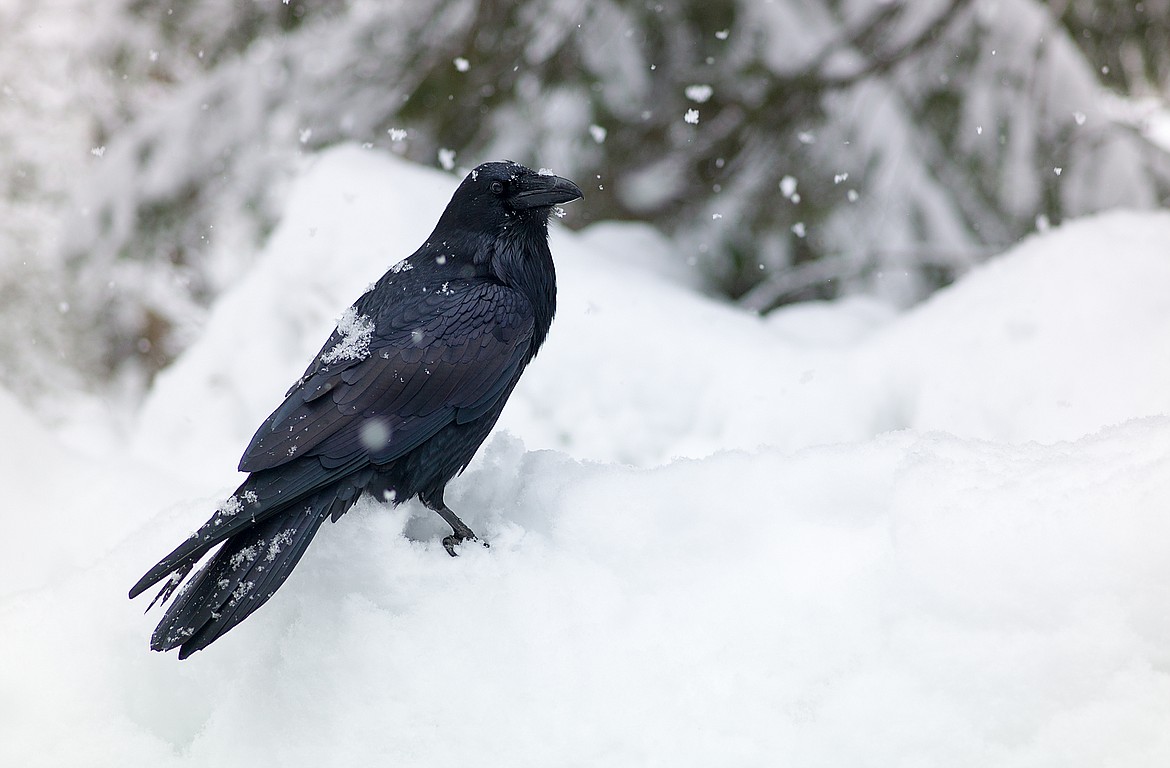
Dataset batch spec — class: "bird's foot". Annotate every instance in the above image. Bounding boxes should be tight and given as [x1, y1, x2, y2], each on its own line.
[421, 495, 488, 556]
[442, 533, 490, 557]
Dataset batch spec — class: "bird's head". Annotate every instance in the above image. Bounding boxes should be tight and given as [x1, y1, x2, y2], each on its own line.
[437, 161, 583, 237]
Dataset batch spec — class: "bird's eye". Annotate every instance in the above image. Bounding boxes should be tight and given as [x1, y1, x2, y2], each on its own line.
[490, 181, 504, 195]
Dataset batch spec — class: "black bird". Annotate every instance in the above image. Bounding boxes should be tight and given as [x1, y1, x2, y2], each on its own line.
[129, 161, 582, 658]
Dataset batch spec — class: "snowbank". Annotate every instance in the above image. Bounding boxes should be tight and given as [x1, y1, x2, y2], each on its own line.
[873, 211, 1170, 442]
[2, 147, 1168, 767]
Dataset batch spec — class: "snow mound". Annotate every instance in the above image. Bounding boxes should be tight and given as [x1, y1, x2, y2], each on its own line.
[874, 210, 1170, 442]
[3, 147, 1169, 767]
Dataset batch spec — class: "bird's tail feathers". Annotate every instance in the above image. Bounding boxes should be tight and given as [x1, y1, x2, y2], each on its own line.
[129, 482, 272, 602]
[130, 461, 370, 603]
[149, 488, 356, 658]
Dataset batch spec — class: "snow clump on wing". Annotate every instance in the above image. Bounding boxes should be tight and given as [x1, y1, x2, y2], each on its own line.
[322, 307, 375, 364]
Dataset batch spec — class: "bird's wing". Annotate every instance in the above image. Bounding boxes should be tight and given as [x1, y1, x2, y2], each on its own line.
[129, 281, 532, 601]
[238, 281, 534, 473]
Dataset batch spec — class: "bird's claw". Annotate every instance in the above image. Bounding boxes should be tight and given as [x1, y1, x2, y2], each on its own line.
[442, 534, 489, 557]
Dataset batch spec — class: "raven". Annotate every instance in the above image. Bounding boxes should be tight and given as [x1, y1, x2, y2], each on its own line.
[129, 161, 582, 658]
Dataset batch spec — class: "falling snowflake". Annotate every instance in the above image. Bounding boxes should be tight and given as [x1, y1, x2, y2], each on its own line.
[684, 109, 700, 125]
[360, 419, 392, 450]
[685, 84, 713, 103]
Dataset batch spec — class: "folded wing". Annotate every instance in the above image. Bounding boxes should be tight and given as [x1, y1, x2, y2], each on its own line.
[240, 281, 534, 473]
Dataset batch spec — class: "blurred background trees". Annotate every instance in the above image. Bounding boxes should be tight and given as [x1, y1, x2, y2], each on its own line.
[3, 0, 1169, 402]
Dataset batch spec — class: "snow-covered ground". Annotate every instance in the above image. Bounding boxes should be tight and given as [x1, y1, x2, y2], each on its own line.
[2, 147, 1168, 766]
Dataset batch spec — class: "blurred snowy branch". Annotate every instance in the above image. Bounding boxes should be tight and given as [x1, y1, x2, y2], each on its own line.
[737, 245, 999, 313]
[1, 0, 1169, 398]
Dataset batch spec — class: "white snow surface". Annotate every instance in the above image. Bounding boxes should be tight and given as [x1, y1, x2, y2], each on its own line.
[2, 146, 1169, 767]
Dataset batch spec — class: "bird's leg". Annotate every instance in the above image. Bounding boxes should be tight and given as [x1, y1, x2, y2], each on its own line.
[420, 490, 485, 556]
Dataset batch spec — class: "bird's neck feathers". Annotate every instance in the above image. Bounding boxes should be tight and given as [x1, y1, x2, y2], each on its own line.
[423, 214, 558, 355]
[491, 217, 557, 355]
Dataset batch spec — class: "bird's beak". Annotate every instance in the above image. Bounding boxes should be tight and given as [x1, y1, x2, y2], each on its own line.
[509, 174, 584, 210]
